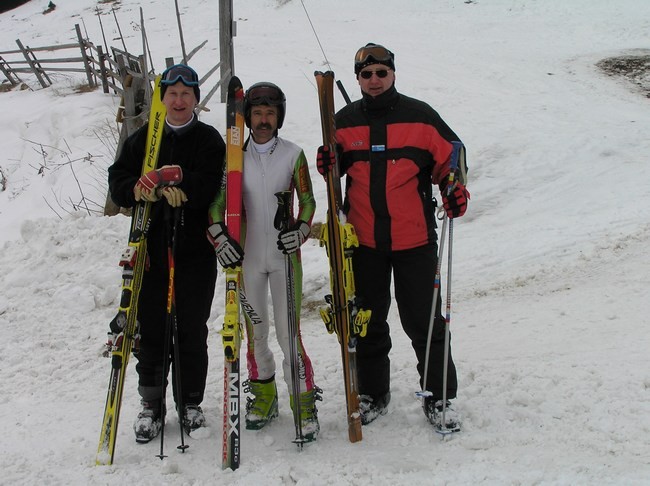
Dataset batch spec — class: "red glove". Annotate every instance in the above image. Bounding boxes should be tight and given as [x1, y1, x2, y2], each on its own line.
[441, 182, 470, 219]
[316, 145, 336, 176]
[134, 165, 183, 201]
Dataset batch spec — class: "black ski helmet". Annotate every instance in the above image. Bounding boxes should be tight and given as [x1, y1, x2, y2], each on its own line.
[244, 82, 286, 129]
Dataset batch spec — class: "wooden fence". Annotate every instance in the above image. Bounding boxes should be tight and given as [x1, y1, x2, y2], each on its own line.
[0, 24, 96, 89]
[0, 1, 237, 215]
[0, 23, 232, 112]
[0, 0, 236, 107]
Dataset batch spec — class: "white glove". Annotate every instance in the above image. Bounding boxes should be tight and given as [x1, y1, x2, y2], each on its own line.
[277, 221, 310, 255]
[207, 222, 244, 268]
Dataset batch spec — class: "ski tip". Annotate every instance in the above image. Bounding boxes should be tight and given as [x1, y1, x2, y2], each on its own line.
[228, 75, 243, 91]
[314, 70, 335, 78]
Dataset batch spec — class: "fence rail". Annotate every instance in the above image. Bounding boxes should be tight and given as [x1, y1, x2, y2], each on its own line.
[1, 22, 231, 109]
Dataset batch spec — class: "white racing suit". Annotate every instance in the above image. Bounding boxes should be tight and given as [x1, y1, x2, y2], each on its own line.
[211, 135, 317, 394]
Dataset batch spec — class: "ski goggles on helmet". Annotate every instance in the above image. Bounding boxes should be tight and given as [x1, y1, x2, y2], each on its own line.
[246, 84, 285, 106]
[161, 64, 200, 87]
[354, 44, 395, 74]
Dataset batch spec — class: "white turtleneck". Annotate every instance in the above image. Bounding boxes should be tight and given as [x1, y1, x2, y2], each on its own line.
[165, 113, 196, 131]
[250, 137, 278, 155]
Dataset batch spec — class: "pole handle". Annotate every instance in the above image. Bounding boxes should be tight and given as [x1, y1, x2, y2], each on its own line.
[274, 190, 292, 232]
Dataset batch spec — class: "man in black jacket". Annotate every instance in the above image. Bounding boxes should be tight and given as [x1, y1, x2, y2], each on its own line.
[108, 64, 225, 443]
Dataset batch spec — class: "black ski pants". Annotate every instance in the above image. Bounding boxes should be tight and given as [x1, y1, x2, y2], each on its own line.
[353, 243, 457, 401]
[135, 258, 216, 407]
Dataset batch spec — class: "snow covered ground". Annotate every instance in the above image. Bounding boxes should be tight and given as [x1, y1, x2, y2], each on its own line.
[0, 0, 649, 484]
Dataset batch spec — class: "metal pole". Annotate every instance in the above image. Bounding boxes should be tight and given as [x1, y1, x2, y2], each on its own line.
[274, 190, 305, 447]
[436, 140, 463, 436]
[420, 213, 447, 403]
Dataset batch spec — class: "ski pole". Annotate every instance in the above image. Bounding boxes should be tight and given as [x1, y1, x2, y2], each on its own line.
[438, 141, 463, 436]
[157, 204, 188, 460]
[168, 206, 189, 452]
[274, 190, 305, 447]
[156, 204, 173, 459]
[439, 213, 454, 434]
[419, 212, 447, 404]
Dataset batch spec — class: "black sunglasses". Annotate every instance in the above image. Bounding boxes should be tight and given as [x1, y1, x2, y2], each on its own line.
[359, 69, 390, 80]
[161, 64, 199, 87]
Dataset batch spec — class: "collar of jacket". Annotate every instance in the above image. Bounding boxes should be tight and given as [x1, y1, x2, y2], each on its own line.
[361, 84, 399, 115]
[164, 112, 198, 137]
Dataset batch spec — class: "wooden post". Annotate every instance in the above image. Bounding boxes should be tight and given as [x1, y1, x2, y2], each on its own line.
[174, 0, 188, 63]
[75, 24, 96, 88]
[219, 0, 235, 102]
[97, 45, 109, 93]
[15, 39, 49, 88]
[112, 7, 128, 52]
[139, 8, 152, 101]
[116, 55, 143, 136]
[0, 56, 20, 86]
[105, 58, 147, 216]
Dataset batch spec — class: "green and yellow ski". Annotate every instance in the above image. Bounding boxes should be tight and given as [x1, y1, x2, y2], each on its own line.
[96, 75, 166, 465]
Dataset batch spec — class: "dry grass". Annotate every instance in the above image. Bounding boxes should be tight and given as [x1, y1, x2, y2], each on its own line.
[74, 83, 99, 94]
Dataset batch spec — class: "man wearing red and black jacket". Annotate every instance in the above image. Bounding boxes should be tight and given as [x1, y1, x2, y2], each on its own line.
[317, 43, 469, 431]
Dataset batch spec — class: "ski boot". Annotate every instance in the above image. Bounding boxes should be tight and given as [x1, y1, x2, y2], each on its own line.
[290, 387, 323, 442]
[244, 377, 279, 430]
[424, 397, 461, 433]
[182, 403, 206, 434]
[133, 399, 163, 443]
[359, 391, 390, 425]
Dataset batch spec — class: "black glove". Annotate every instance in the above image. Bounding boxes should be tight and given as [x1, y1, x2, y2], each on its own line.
[277, 220, 310, 254]
[207, 222, 244, 268]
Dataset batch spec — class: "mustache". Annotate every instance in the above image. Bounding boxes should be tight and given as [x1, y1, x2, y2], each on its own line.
[255, 123, 273, 131]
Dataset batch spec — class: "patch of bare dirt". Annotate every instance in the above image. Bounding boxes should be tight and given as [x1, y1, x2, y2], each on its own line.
[597, 53, 650, 98]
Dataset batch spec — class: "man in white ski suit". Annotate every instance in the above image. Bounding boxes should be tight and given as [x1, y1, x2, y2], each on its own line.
[207, 81, 320, 440]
